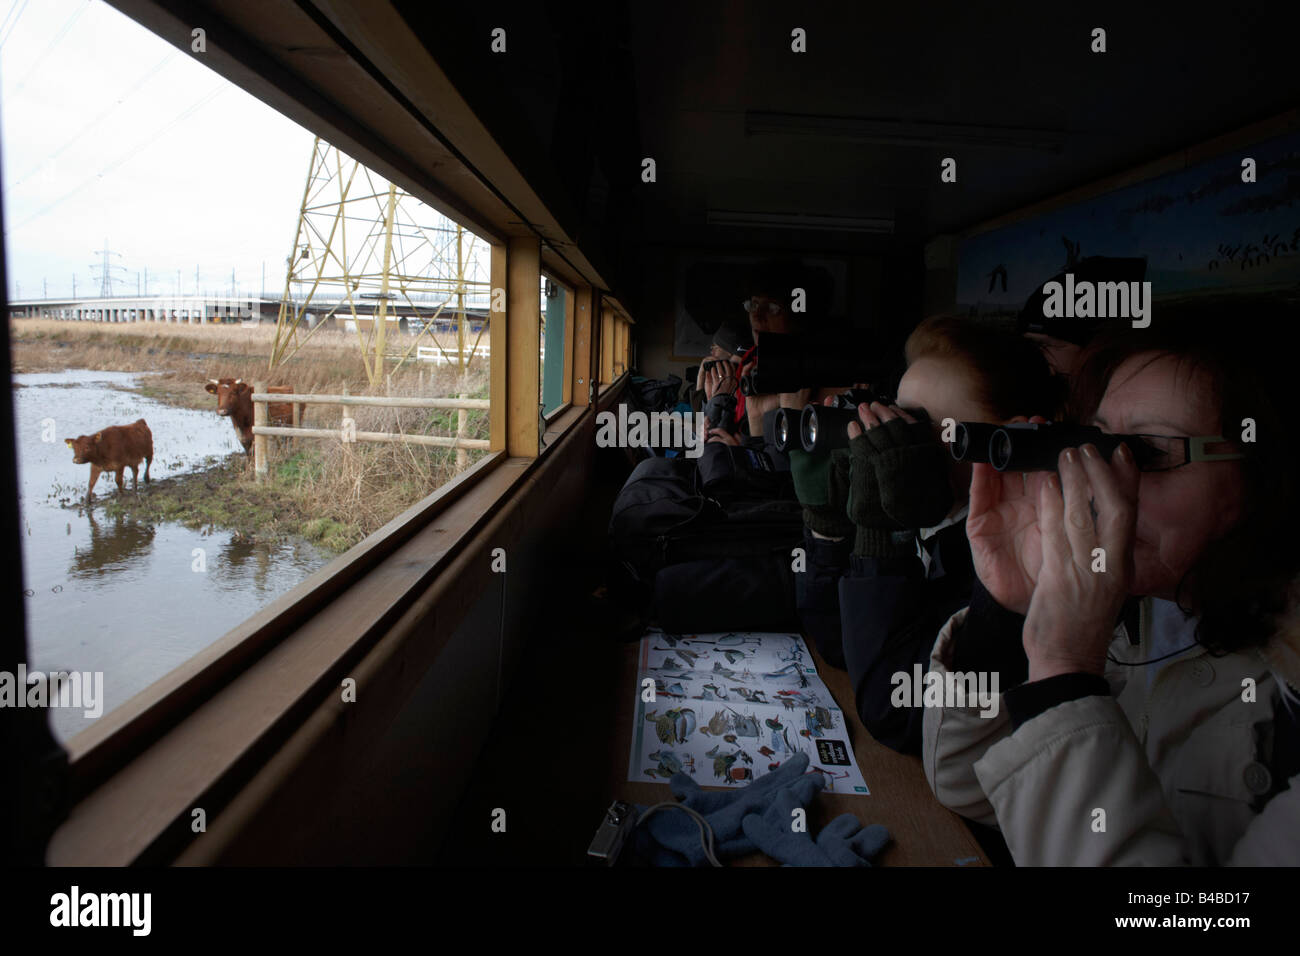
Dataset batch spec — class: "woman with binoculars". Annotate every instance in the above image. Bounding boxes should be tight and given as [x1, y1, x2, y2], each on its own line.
[924, 301, 1299, 865]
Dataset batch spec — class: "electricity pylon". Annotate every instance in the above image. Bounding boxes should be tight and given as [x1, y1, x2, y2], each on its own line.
[270, 136, 491, 385]
[91, 240, 126, 297]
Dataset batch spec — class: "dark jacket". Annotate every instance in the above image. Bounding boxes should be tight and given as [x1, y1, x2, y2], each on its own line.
[797, 515, 975, 754]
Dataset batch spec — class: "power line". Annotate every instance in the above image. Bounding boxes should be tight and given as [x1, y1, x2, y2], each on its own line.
[4, 83, 228, 234]
[0, 0, 31, 51]
[10, 48, 178, 188]
[6, 0, 91, 94]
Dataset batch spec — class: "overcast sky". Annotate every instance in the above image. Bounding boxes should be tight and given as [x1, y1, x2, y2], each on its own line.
[1, 0, 320, 300]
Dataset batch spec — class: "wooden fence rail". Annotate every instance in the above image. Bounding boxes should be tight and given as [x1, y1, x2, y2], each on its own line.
[249, 383, 489, 481]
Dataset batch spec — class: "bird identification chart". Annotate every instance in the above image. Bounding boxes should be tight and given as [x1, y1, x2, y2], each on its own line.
[629, 629, 869, 794]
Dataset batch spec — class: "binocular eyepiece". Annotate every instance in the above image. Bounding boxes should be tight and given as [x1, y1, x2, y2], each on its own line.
[950, 421, 1152, 471]
[797, 390, 920, 454]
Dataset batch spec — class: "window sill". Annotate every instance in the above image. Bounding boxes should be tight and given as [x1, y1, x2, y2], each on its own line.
[47, 450, 531, 864]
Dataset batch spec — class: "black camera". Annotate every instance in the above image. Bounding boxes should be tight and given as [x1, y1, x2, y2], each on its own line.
[740, 332, 892, 395]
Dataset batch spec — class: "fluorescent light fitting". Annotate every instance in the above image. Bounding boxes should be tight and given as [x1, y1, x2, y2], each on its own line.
[745, 112, 1065, 152]
[705, 209, 894, 233]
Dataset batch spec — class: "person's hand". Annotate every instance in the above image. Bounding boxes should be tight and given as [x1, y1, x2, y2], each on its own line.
[1022, 441, 1138, 680]
[846, 399, 916, 439]
[703, 360, 737, 401]
[846, 401, 953, 530]
[706, 427, 740, 446]
[965, 416, 1054, 615]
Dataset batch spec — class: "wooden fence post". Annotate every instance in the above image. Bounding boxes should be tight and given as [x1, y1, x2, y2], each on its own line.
[456, 390, 468, 472]
[253, 380, 268, 483]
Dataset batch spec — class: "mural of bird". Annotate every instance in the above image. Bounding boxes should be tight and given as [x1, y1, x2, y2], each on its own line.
[987, 264, 1008, 293]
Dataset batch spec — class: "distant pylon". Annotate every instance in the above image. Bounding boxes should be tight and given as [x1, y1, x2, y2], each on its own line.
[91, 239, 126, 297]
[270, 136, 492, 384]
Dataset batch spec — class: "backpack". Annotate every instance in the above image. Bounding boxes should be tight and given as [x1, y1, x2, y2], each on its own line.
[608, 456, 804, 584]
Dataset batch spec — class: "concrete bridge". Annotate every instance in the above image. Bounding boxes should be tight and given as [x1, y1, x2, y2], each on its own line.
[8, 294, 280, 324]
[7, 295, 491, 332]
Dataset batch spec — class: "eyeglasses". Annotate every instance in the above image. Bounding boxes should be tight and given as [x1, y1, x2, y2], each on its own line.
[1123, 434, 1245, 472]
[742, 298, 784, 317]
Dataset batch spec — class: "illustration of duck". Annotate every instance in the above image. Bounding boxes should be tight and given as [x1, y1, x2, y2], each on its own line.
[700, 710, 730, 736]
[712, 750, 739, 782]
[723, 649, 747, 664]
[723, 734, 737, 744]
[727, 710, 760, 738]
[757, 745, 776, 758]
[647, 749, 684, 778]
[801, 706, 834, 738]
[765, 716, 795, 754]
[646, 707, 697, 745]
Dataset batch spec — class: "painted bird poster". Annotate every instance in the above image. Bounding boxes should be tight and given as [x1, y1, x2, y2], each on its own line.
[629, 629, 869, 794]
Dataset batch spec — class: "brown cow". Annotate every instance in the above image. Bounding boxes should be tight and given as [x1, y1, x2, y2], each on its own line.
[65, 419, 154, 503]
[204, 377, 301, 454]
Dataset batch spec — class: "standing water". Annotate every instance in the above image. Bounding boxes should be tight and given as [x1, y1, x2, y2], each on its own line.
[14, 369, 331, 744]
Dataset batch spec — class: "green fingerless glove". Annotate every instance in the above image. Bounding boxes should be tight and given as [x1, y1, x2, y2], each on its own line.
[862, 418, 955, 530]
[848, 432, 916, 560]
[790, 448, 853, 538]
[846, 434, 890, 527]
[789, 448, 831, 507]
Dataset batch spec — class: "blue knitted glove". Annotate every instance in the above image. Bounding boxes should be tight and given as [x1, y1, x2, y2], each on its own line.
[741, 787, 891, 866]
[815, 814, 892, 866]
[632, 754, 823, 866]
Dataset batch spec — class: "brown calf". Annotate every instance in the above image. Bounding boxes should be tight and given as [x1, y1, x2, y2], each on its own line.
[204, 377, 302, 454]
[65, 419, 154, 503]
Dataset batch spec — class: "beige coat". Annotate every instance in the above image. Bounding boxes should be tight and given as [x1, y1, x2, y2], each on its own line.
[921, 597, 1300, 865]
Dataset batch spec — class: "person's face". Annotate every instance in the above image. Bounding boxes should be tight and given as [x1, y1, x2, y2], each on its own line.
[708, 344, 731, 361]
[745, 294, 788, 336]
[1091, 353, 1246, 601]
[1024, 332, 1083, 377]
[896, 356, 996, 506]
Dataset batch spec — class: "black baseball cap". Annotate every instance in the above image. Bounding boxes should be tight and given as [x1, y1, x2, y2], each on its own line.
[1017, 255, 1148, 346]
[712, 318, 754, 355]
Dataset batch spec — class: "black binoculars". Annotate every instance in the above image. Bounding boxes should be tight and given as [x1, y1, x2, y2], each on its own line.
[798, 390, 923, 454]
[950, 421, 1154, 472]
